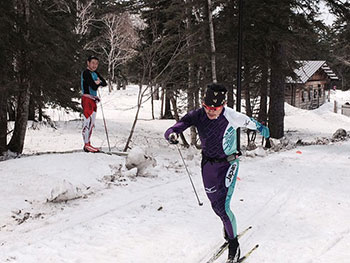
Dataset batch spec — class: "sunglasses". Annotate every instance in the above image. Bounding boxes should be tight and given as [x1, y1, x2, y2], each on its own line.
[203, 103, 223, 111]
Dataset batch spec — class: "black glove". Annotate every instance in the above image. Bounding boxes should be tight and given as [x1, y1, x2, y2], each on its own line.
[168, 132, 179, 144]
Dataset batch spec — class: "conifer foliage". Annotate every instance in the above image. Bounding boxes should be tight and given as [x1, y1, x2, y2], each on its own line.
[0, 0, 349, 155]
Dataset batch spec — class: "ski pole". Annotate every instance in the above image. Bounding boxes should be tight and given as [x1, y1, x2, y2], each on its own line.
[175, 144, 203, 206]
[98, 90, 111, 152]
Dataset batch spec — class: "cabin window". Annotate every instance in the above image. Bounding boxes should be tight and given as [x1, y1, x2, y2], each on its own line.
[302, 90, 307, 102]
[314, 89, 317, 98]
[307, 85, 313, 101]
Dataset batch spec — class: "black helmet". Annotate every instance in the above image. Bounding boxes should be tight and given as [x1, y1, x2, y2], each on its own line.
[204, 83, 227, 107]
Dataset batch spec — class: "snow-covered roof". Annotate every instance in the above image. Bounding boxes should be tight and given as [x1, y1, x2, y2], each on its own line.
[288, 60, 339, 83]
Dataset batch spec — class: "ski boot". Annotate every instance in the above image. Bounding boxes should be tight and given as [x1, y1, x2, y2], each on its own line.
[83, 143, 100, 153]
[226, 237, 240, 263]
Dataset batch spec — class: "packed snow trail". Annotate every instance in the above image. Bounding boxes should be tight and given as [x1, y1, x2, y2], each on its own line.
[1, 142, 350, 262]
[231, 142, 350, 263]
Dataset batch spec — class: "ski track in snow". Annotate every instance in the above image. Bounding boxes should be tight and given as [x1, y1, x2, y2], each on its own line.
[234, 144, 350, 263]
[1, 146, 217, 263]
[2, 143, 350, 263]
[2, 88, 350, 263]
[1, 156, 194, 262]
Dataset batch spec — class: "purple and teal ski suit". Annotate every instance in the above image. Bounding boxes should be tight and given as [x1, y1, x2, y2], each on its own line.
[164, 106, 269, 240]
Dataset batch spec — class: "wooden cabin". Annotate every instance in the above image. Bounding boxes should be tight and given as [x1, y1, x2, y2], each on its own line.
[285, 61, 338, 110]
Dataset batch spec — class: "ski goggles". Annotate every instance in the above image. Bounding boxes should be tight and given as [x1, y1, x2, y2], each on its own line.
[203, 103, 223, 111]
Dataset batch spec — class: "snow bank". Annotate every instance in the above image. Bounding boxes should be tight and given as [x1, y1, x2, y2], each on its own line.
[2, 85, 350, 263]
[125, 146, 157, 176]
[47, 179, 85, 203]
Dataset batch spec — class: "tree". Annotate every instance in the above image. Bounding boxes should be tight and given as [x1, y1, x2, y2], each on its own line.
[7, 0, 32, 154]
[207, 0, 217, 82]
[269, 41, 287, 138]
[237, 0, 325, 138]
[0, 0, 16, 154]
[326, 0, 350, 90]
[75, 0, 95, 37]
[123, 0, 193, 150]
[86, 12, 138, 91]
[1, 0, 81, 155]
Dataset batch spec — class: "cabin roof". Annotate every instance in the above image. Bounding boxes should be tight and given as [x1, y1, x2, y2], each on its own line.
[287, 60, 339, 83]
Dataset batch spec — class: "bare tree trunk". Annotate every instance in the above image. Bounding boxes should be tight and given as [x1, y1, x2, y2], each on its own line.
[258, 60, 268, 122]
[268, 41, 286, 139]
[244, 83, 252, 117]
[207, 0, 217, 83]
[123, 81, 147, 152]
[8, 85, 30, 153]
[38, 106, 43, 121]
[111, 63, 115, 91]
[187, 87, 197, 146]
[28, 95, 35, 121]
[163, 88, 173, 119]
[153, 83, 160, 100]
[8, 0, 31, 154]
[108, 62, 113, 92]
[169, 89, 189, 147]
[193, 86, 201, 148]
[187, 56, 197, 146]
[7, 101, 16, 121]
[160, 87, 165, 118]
[244, 63, 252, 117]
[196, 67, 204, 105]
[151, 86, 155, 120]
[194, 86, 200, 108]
[185, 3, 200, 147]
[187, 66, 194, 110]
[188, 79, 200, 147]
[226, 81, 234, 108]
[0, 89, 8, 154]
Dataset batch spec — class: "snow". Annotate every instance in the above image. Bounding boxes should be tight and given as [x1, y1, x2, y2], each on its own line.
[1, 87, 350, 263]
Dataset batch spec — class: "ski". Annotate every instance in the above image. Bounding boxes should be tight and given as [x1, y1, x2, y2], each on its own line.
[19, 149, 128, 158]
[238, 244, 259, 263]
[237, 226, 252, 239]
[97, 150, 128, 156]
[21, 149, 83, 157]
[204, 226, 252, 263]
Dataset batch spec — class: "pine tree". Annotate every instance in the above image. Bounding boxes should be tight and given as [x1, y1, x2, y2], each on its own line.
[0, 0, 16, 154]
[3, 0, 82, 154]
[327, 0, 350, 90]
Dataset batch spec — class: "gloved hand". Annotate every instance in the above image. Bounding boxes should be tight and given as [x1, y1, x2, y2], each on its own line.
[250, 118, 270, 138]
[168, 132, 179, 144]
[259, 125, 270, 139]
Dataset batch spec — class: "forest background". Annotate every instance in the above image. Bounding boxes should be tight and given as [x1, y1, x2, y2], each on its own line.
[0, 0, 349, 155]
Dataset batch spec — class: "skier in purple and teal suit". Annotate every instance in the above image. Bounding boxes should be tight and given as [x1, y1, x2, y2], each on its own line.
[164, 83, 270, 263]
